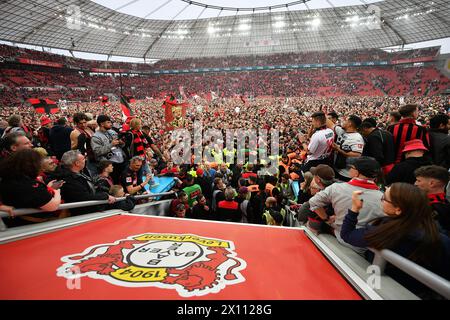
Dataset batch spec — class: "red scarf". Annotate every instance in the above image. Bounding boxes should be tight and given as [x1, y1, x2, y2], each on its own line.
[347, 178, 379, 190]
[428, 193, 447, 204]
[132, 130, 149, 158]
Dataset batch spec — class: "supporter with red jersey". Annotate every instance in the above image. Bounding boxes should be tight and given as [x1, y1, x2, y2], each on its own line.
[388, 104, 430, 164]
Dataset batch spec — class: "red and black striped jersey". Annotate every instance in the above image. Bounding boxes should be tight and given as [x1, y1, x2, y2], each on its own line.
[388, 118, 430, 163]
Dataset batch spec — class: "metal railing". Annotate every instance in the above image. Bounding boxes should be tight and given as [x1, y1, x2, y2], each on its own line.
[286, 205, 449, 299]
[0, 191, 176, 220]
[370, 248, 450, 299]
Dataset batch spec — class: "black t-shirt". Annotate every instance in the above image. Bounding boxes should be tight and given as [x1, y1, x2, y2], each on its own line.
[0, 176, 53, 208]
[120, 167, 142, 191]
[0, 176, 55, 227]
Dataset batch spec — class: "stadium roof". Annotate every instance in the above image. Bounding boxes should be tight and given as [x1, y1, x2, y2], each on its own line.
[0, 0, 449, 59]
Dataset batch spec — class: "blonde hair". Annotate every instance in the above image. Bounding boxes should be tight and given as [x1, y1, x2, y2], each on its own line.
[109, 185, 124, 197]
[87, 120, 97, 128]
[130, 118, 142, 130]
[33, 147, 48, 158]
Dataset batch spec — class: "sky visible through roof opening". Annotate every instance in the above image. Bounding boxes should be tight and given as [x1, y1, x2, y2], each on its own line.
[1, 0, 448, 62]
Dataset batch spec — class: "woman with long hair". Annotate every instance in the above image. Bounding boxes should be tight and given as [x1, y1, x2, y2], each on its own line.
[0, 149, 63, 227]
[341, 182, 450, 298]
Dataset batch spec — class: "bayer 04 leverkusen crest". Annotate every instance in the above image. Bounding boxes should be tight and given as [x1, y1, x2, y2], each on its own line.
[57, 233, 247, 297]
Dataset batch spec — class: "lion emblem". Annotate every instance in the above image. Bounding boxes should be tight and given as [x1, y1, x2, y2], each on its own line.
[57, 233, 246, 297]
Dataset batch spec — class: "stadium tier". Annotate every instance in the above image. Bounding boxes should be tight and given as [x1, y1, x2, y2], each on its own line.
[0, 44, 448, 107]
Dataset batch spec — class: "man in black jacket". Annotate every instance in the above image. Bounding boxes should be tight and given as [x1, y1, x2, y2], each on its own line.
[429, 113, 450, 169]
[49, 117, 73, 160]
[58, 150, 115, 216]
[361, 118, 395, 174]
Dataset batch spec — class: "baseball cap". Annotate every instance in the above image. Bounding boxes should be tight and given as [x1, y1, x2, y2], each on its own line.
[96, 115, 111, 125]
[402, 139, 428, 153]
[352, 157, 380, 178]
[310, 164, 335, 182]
[196, 168, 204, 176]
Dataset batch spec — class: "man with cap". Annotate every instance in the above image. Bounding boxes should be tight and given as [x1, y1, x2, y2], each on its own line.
[308, 157, 384, 252]
[295, 164, 336, 227]
[91, 115, 126, 184]
[385, 139, 432, 185]
[310, 164, 336, 189]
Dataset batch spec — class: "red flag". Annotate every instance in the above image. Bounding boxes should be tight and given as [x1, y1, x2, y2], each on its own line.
[100, 96, 109, 106]
[120, 95, 134, 121]
[28, 98, 59, 114]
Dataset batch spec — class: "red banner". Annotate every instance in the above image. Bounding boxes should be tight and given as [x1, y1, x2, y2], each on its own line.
[17, 58, 63, 68]
[0, 214, 361, 299]
[163, 95, 188, 131]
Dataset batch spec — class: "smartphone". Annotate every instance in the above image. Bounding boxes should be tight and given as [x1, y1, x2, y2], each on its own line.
[53, 180, 65, 188]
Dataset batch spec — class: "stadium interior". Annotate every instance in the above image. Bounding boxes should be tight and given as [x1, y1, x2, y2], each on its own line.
[0, 0, 449, 302]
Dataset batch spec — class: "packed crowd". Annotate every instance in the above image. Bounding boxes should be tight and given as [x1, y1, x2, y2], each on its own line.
[0, 81, 449, 298]
[1, 44, 439, 71]
[1, 64, 448, 108]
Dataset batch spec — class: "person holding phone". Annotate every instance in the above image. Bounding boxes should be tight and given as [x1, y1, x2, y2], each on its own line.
[0, 149, 62, 227]
[341, 183, 450, 298]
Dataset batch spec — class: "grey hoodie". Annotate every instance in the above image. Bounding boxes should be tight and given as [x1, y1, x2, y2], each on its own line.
[309, 178, 384, 247]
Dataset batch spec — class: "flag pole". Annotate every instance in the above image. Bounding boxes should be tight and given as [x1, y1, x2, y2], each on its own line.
[119, 70, 123, 97]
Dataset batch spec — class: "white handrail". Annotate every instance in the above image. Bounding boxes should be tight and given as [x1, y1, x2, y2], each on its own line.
[0, 191, 175, 218]
[370, 248, 450, 299]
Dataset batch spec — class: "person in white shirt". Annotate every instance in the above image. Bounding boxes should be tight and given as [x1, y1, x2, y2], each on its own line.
[328, 115, 365, 181]
[302, 112, 335, 172]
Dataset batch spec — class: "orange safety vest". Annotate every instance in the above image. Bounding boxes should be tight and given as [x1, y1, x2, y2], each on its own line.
[247, 184, 260, 193]
[279, 161, 290, 174]
[290, 172, 300, 181]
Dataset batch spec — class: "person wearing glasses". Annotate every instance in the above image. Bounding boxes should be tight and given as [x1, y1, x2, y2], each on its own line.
[341, 183, 450, 299]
